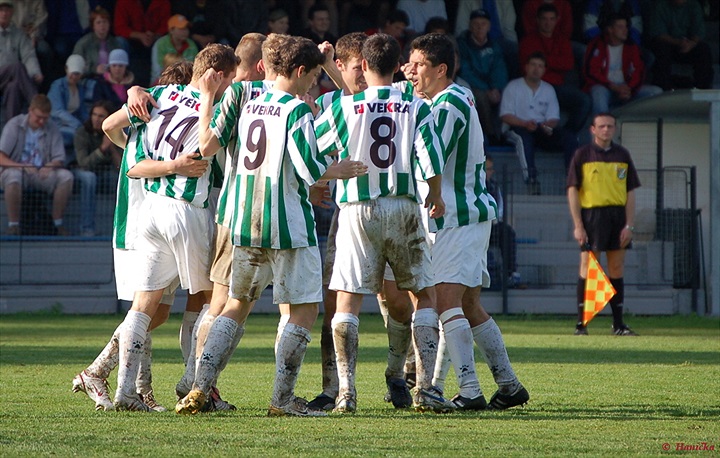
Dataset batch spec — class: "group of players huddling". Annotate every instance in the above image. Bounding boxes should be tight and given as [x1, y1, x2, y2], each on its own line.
[71, 29, 529, 417]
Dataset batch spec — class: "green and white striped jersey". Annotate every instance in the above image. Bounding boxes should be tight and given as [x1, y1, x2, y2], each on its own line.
[210, 80, 275, 227]
[113, 133, 145, 250]
[314, 85, 443, 204]
[316, 89, 343, 116]
[230, 89, 327, 249]
[428, 83, 497, 231]
[126, 84, 215, 208]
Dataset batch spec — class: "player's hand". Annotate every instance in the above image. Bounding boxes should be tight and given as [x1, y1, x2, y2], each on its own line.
[172, 153, 208, 177]
[425, 193, 445, 219]
[126, 86, 157, 122]
[199, 68, 222, 95]
[318, 41, 335, 66]
[300, 93, 320, 116]
[573, 226, 588, 247]
[619, 226, 633, 248]
[327, 158, 368, 180]
[309, 181, 333, 208]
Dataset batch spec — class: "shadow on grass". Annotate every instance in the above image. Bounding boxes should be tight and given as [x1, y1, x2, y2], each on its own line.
[1, 345, 718, 366]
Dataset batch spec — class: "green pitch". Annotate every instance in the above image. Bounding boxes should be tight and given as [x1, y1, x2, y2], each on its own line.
[1, 313, 718, 457]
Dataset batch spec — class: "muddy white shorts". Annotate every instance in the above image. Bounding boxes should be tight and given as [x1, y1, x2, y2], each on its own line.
[431, 221, 491, 288]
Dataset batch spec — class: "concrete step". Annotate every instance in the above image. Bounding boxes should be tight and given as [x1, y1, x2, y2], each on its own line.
[0, 282, 686, 315]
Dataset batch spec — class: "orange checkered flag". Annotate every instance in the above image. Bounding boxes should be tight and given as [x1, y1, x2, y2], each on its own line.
[583, 251, 616, 326]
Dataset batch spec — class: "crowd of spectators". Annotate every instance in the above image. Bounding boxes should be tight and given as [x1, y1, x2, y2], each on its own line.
[0, 0, 717, 234]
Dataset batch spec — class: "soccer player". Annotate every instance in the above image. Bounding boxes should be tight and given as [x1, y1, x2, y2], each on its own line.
[314, 33, 453, 414]
[102, 43, 239, 411]
[175, 35, 366, 417]
[71, 61, 201, 412]
[406, 33, 529, 410]
[174, 32, 276, 411]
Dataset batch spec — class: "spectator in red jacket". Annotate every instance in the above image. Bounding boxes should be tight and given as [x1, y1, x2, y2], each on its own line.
[519, 3, 590, 133]
[521, 0, 574, 39]
[113, 0, 170, 86]
[583, 13, 661, 115]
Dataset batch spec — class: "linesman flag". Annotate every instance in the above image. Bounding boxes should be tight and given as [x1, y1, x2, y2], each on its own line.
[583, 251, 616, 326]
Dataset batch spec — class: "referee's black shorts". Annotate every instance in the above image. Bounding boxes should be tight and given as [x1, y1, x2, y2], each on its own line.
[581, 206, 631, 252]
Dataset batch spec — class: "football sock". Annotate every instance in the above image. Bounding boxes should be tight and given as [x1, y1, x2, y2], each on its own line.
[116, 310, 151, 397]
[432, 323, 450, 392]
[213, 324, 245, 385]
[320, 324, 339, 398]
[86, 322, 122, 379]
[136, 332, 153, 395]
[473, 318, 520, 394]
[442, 314, 481, 399]
[176, 306, 209, 395]
[412, 308, 440, 390]
[385, 315, 412, 380]
[332, 312, 360, 398]
[272, 323, 311, 407]
[609, 277, 625, 329]
[194, 316, 237, 394]
[275, 313, 290, 356]
[377, 297, 389, 327]
[180, 307, 203, 362]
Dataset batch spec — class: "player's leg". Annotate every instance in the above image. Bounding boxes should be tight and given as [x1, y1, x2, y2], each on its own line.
[136, 301, 172, 412]
[435, 282, 485, 410]
[382, 277, 413, 409]
[114, 289, 165, 411]
[179, 291, 207, 362]
[331, 291, 364, 414]
[276, 303, 291, 356]
[463, 288, 529, 410]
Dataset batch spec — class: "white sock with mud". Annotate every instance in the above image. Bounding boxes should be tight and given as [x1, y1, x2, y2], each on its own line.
[473, 318, 520, 394]
[176, 305, 210, 394]
[412, 308, 440, 390]
[431, 323, 451, 393]
[275, 313, 290, 357]
[320, 324, 339, 398]
[385, 316, 411, 380]
[272, 323, 311, 407]
[116, 310, 151, 398]
[136, 332, 153, 395]
[213, 324, 245, 386]
[86, 322, 123, 379]
[332, 313, 360, 398]
[194, 316, 237, 394]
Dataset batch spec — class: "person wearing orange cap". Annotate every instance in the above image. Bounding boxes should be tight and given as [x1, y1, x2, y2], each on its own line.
[151, 14, 198, 84]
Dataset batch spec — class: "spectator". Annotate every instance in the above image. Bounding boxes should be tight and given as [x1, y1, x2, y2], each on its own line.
[500, 52, 578, 194]
[267, 8, 290, 35]
[485, 154, 521, 287]
[583, 13, 661, 115]
[113, 0, 171, 86]
[396, 0, 447, 37]
[521, 0, 574, 39]
[519, 3, 591, 134]
[44, 0, 86, 68]
[424, 16, 450, 34]
[0, 0, 40, 127]
[72, 6, 128, 78]
[94, 49, 134, 109]
[47, 55, 96, 149]
[456, 8, 509, 144]
[171, 0, 215, 48]
[302, 4, 338, 46]
[0, 94, 73, 236]
[455, 0, 520, 77]
[10, 0, 47, 46]
[340, 0, 392, 35]
[205, 0, 267, 48]
[73, 100, 122, 236]
[648, 0, 714, 90]
[584, 0, 644, 44]
[365, 9, 410, 62]
[151, 14, 198, 83]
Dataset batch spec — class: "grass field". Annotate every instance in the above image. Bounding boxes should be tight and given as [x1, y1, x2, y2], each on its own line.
[1, 313, 719, 457]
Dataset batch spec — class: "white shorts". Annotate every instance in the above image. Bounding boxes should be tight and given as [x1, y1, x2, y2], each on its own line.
[113, 248, 179, 303]
[230, 245, 323, 304]
[330, 197, 433, 295]
[431, 222, 491, 288]
[133, 193, 214, 294]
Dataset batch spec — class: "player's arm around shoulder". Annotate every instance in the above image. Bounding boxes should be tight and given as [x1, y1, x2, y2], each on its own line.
[102, 107, 132, 148]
